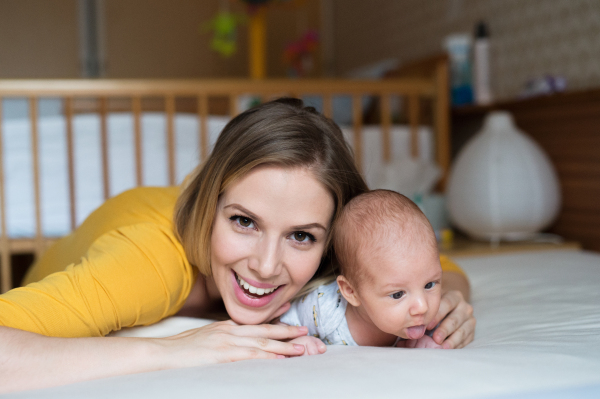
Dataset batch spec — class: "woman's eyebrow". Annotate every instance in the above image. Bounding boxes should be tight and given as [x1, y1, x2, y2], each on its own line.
[223, 204, 262, 223]
[223, 204, 327, 231]
[292, 223, 327, 232]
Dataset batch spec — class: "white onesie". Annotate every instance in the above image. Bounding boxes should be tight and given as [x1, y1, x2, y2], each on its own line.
[280, 280, 357, 346]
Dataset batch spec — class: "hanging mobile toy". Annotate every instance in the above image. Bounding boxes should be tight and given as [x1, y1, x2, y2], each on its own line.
[283, 30, 319, 77]
[203, 11, 246, 57]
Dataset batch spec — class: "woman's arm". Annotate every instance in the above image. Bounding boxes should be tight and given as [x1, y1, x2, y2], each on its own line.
[0, 322, 309, 394]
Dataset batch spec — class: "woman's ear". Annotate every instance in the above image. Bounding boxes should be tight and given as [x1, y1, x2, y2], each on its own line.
[337, 275, 361, 307]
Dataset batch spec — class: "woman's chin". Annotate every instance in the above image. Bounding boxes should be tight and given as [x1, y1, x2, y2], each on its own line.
[227, 307, 273, 325]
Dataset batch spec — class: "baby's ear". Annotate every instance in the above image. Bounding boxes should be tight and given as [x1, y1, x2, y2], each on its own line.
[337, 275, 361, 307]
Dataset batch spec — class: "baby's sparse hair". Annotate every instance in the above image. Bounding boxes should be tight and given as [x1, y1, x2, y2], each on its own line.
[333, 189, 438, 287]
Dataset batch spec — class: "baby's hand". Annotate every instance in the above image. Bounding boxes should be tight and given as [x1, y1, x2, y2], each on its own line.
[398, 335, 444, 349]
[288, 336, 327, 356]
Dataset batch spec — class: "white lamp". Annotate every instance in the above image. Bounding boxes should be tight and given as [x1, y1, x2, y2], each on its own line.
[447, 111, 561, 241]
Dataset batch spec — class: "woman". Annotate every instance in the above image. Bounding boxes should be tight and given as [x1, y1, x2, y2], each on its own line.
[0, 99, 475, 393]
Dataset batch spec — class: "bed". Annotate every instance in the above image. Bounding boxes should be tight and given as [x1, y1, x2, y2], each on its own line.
[9, 249, 600, 398]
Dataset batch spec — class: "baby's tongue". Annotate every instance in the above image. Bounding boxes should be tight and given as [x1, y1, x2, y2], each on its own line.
[406, 325, 426, 340]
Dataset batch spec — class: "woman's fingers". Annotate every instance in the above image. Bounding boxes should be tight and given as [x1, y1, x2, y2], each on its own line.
[233, 336, 308, 357]
[429, 290, 474, 345]
[441, 317, 476, 349]
[229, 323, 308, 340]
[427, 290, 463, 331]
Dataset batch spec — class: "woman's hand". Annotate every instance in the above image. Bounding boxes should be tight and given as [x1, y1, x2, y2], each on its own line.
[425, 290, 475, 349]
[155, 320, 311, 368]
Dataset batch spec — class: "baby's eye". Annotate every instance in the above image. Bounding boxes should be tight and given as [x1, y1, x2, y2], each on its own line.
[291, 231, 316, 243]
[425, 281, 436, 290]
[230, 215, 255, 229]
[390, 291, 405, 300]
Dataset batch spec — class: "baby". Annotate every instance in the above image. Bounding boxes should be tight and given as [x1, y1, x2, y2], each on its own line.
[280, 189, 443, 354]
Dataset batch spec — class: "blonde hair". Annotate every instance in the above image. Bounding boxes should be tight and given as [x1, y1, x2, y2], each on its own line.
[333, 189, 438, 286]
[175, 98, 368, 296]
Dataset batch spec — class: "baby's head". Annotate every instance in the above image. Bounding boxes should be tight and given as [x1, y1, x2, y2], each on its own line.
[333, 190, 442, 340]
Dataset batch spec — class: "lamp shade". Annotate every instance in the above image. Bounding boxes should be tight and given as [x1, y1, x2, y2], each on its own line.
[447, 111, 561, 241]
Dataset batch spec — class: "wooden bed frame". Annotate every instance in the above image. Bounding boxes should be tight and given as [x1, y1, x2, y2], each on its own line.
[0, 58, 450, 293]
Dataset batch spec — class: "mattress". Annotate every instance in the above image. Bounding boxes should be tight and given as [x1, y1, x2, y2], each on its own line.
[12, 249, 600, 398]
[1, 113, 433, 238]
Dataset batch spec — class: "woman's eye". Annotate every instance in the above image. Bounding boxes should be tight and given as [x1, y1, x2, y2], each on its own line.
[291, 231, 315, 243]
[230, 215, 255, 229]
[390, 291, 405, 300]
[425, 282, 436, 290]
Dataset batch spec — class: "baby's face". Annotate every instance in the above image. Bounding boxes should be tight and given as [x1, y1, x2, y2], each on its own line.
[354, 239, 442, 340]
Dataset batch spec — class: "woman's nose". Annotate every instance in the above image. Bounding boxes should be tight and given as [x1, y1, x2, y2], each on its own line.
[409, 293, 429, 316]
[248, 235, 283, 279]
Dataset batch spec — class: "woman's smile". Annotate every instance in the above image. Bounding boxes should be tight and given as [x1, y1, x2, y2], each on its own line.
[231, 270, 284, 307]
[210, 165, 334, 325]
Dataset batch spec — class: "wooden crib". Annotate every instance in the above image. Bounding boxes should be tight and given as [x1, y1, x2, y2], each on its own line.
[0, 59, 449, 293]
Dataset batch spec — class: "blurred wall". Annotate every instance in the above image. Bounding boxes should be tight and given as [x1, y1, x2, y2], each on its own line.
[0, 0, 320, 79]
[332, 0, 600, 100]
[0, 0, 80, 78]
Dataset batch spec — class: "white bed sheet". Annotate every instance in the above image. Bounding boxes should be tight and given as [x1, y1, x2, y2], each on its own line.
[1, 114, 433, 238]
[10, 249, 600, 398]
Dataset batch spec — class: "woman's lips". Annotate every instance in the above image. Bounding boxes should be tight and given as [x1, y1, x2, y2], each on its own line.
[231, 271, 282, 308]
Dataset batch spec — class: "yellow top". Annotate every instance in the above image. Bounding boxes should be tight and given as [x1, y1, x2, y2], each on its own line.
[0, 187, 464, 338]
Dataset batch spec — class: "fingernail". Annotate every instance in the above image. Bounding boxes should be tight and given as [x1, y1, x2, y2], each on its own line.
[298, 326, 308, 333]
[294, 344, 305, 351]
[277, 355, 286, 359]
[319, 344, 327, 353]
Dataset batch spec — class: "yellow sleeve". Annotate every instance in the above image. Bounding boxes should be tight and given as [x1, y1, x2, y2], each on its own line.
[0, 223, 196, 337]
[440, 254, 467, 277]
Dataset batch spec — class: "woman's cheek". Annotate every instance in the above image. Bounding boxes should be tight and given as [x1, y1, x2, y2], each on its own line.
[288, 249, 324, 287]
[211, 223, 253, 272]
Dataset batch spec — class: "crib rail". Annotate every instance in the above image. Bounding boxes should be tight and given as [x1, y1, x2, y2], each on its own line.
[0, 77, 449, 293]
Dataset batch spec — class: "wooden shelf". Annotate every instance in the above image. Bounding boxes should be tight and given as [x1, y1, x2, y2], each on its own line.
[440, 237, 581, 258]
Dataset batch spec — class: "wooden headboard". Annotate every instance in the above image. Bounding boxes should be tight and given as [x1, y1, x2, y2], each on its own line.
[452, 89, 600, 252]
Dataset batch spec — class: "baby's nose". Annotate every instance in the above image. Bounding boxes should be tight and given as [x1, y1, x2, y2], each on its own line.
[409, 294, 429, 316]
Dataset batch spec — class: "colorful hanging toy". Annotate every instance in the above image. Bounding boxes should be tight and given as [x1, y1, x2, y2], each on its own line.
[203, 11, 246, 57]
[283, 30, 319, 77]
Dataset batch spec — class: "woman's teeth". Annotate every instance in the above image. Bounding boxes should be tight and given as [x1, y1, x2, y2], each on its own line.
[237, 276, 277, 296]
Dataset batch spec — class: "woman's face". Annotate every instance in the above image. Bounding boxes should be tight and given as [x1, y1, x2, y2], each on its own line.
[210, 165, 335, 325]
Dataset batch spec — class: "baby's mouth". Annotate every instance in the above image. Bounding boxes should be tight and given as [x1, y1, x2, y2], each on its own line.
[405, 325, 426, 340]
[235, 272, 282, 299]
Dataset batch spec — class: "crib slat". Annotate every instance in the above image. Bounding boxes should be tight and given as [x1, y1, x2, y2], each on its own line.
[229, 94, 238, 118]
[408, 95, 420, 158]
[323, 95, 333, 119]
[29, 97, 44, 259]
[434, 61, 450, 189]
[166, 95, 176, 186]
[100, 97, 110, 200]
[133, 97, 143, 187]
[198, 95, 209, 161]
[0, 97, 12, 293]
[65, 98, 77, 231]
[380, 94, 392, 163]
[352, 95, 363, 172]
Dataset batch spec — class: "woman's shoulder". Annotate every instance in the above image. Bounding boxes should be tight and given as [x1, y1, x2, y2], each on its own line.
[23, 186, 184, 285]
